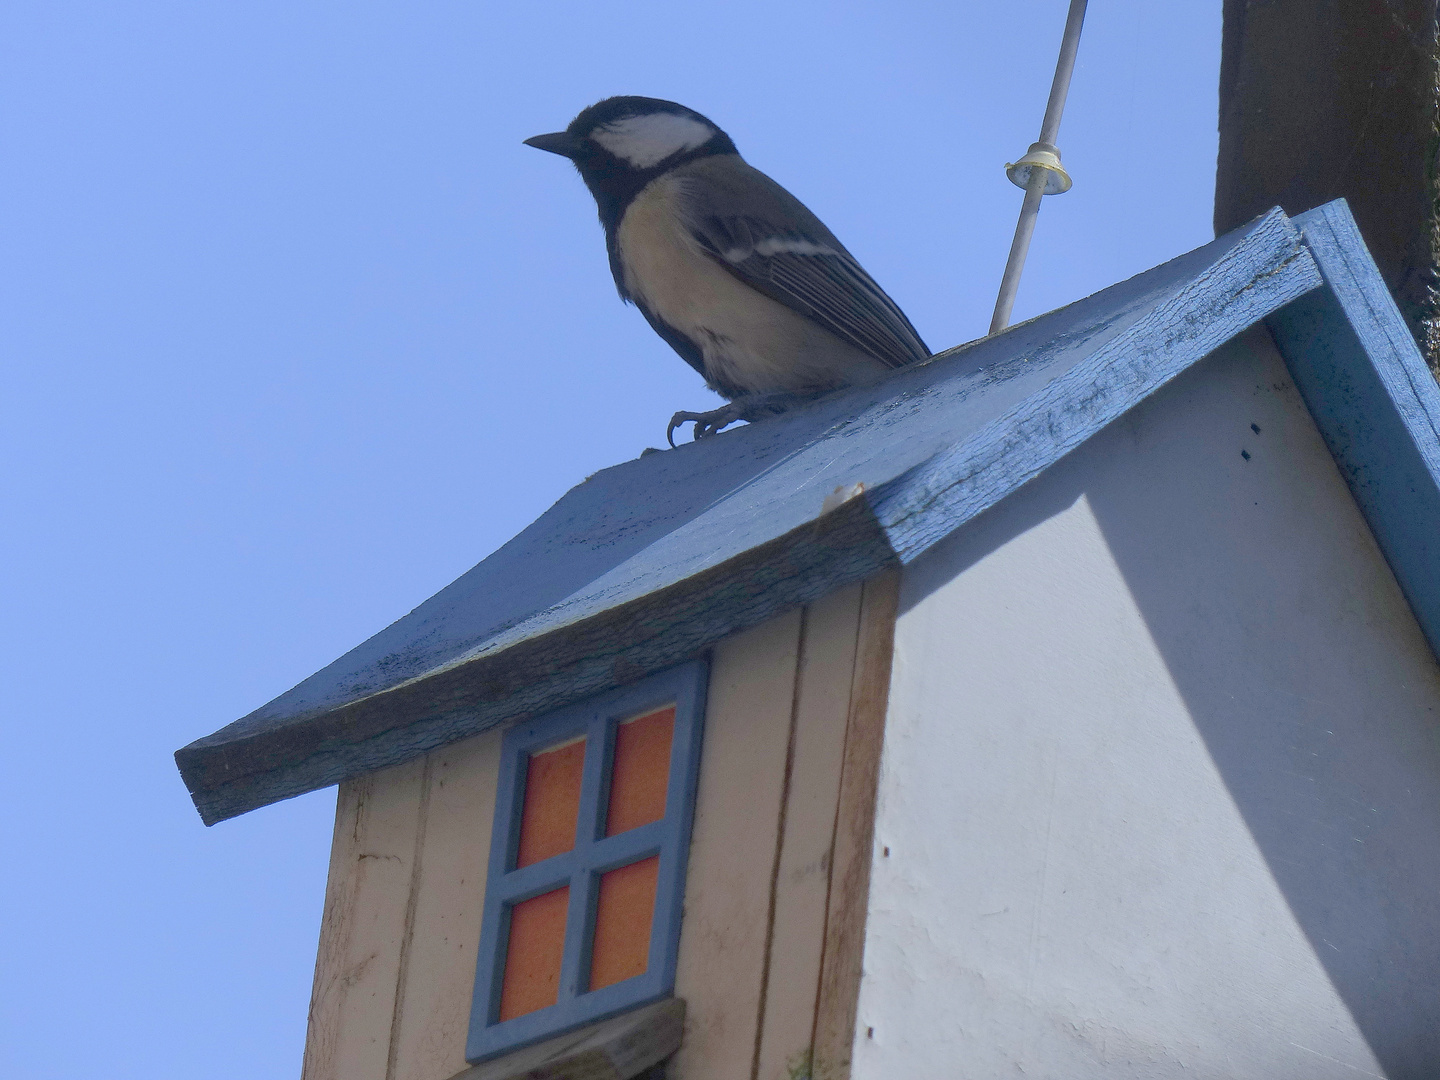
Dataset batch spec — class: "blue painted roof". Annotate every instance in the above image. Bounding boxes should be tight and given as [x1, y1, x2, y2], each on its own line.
[177, 201, 1440, 824]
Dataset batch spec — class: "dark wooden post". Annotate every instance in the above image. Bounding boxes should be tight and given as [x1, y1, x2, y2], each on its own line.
[1216, 0, 1440, 379]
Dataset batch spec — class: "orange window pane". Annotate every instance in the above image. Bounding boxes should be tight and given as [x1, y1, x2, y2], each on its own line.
[499, 886, 569, 1021]
[604, 707, 674, 837]
[516, 736, 585, 868]
[589, 855, 659, 991]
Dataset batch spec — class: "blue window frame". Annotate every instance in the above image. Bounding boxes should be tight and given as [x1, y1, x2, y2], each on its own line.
[466, 661, 708, 1063]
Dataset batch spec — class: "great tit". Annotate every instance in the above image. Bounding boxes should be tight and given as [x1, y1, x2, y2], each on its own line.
[524, 96, 930, 444]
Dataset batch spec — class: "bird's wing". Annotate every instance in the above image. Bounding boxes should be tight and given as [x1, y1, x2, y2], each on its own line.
[677, 156, 930, 369]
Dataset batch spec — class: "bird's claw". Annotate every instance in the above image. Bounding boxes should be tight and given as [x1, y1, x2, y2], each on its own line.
[667, 405, 742, 447]
[666, 392, 815, 447]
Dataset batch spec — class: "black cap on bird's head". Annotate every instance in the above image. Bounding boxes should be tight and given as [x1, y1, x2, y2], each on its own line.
[525, 96, 737, 227]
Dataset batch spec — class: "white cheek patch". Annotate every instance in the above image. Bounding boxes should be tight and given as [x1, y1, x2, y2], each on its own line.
[592, 113, 715, 168]
[725, 237, 839, 262]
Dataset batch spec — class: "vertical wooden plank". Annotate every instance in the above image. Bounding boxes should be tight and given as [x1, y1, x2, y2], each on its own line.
[811, 570, 900, 1080]
[753, 584, 864, 1080]
[1216, 0, 1440, 373]
[670, 609, 803, 1080]
[302, 756, 428, 1080]
[388, 730, 503, 1080]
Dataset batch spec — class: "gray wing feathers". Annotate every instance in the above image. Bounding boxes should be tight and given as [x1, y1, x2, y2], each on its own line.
[676, 156, 930, 369]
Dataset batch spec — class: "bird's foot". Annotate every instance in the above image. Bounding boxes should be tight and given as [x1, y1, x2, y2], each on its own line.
[666, 392, 812, 447]
[666, 404, 745, 445]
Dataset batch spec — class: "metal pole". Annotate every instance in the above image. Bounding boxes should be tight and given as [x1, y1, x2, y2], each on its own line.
[989, 0, 1089, 335]
[1038, 0, 1088, 147]
[989, 169, 1048, 335]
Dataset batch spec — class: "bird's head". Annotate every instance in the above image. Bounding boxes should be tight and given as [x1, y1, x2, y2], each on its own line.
[525, 97, 737, 226]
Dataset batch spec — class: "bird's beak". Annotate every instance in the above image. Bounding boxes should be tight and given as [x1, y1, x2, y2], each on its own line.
[524, 131, 584, 158]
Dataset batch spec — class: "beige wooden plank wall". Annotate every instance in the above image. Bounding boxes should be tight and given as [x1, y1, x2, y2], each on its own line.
[301, 571, 898, 1080]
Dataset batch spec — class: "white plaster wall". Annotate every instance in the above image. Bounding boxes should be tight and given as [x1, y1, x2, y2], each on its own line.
[853, 329, 1440, 1080]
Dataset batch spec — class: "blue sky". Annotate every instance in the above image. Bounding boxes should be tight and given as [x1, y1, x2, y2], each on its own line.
[0, 3, 1219, 1076]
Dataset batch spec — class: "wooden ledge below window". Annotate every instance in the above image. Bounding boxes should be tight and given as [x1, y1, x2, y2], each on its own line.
[449, 997, 686, 1080]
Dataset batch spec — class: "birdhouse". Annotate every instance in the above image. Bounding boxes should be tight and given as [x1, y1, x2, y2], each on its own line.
[177, 201, 1440, 1079]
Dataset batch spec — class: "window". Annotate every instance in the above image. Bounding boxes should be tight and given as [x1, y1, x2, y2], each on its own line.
[466, 662, 708, 1063]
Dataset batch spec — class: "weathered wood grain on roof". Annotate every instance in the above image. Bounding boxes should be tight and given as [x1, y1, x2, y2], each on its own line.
[176, 202, 1440, 824]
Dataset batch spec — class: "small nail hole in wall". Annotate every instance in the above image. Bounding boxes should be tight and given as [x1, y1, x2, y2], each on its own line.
[882, 846, 890, 857]
[867, 1027, 875, 1039]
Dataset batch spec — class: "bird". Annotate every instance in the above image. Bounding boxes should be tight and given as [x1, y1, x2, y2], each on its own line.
[523, 96, 930, 444]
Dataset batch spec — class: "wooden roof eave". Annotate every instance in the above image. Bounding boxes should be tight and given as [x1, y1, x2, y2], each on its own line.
[176, 493, 895, 825]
